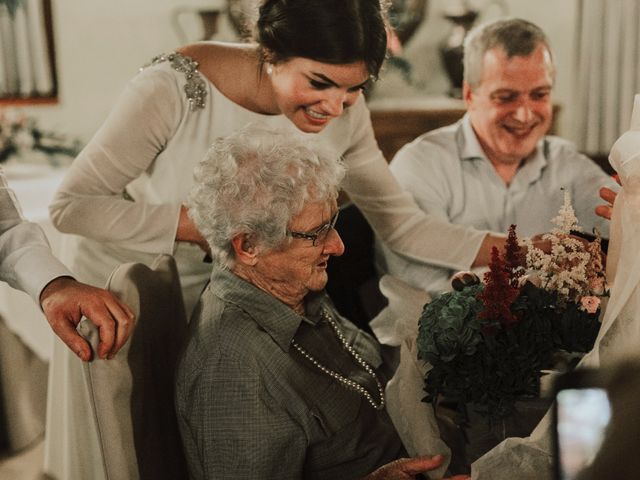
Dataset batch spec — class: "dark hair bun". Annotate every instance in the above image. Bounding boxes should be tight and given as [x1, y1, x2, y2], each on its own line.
[255, 0, 387, 77]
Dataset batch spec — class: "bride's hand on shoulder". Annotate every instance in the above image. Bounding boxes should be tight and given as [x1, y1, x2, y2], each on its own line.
[177, 205, 210, 254]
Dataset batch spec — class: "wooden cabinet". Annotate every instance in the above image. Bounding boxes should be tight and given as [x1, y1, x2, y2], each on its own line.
[369, 96, 560, 162]
[368, 96, 466, 162]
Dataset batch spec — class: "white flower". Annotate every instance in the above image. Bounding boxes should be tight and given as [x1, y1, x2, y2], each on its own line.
[0, 107, 82, 163]
[13, 128, 35, 152]
[551, 189, 580, 234]
[523, 191, 606, 303]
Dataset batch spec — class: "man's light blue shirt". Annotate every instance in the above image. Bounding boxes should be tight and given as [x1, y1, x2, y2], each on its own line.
[377, 114, 617, 297]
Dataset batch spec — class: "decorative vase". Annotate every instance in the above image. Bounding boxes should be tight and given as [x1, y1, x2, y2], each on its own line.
[438, 9, 478, 99]
[435, 396, 552, 474]
[171, 7, 223, 44]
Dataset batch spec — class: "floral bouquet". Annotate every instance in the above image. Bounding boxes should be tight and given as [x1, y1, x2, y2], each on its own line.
[417, 191, 605, 422]
[0, 109, 82, 164]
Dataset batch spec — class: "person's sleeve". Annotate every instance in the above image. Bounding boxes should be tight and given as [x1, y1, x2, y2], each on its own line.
[341, 98, 488, 272]
[179, 349, 307, 479]
[49, 67, 184, 254]
[564, 146, 619, 238]
[0, 171, 72, 302]
[377, 140, 465, 289]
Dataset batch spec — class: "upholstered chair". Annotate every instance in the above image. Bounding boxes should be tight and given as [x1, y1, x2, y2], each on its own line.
[77, 254, 189, 480]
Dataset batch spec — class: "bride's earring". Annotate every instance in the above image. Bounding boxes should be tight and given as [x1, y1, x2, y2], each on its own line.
[266, 63, 273, 75]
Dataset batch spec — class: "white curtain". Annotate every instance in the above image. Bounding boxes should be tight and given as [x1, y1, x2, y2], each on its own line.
[573, 0, 640, 155]
[0, 0, 54, 98]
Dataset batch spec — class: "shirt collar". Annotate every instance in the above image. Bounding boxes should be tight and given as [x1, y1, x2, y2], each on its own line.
[457, 113, 549, 183]
[208, 266, 327, 353]
[457, 114, 487, 161]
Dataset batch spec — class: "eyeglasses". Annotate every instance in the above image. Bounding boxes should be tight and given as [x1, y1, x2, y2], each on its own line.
[286, 210, 339, 246]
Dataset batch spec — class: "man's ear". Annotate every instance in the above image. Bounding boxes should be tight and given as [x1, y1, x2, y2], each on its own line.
[462, 81, 473, 107]
[231, 233, 258, 266]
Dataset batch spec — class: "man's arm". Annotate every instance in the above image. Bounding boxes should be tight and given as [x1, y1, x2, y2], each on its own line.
[0, 171, 134, 360]
[39, 276, 134, 360]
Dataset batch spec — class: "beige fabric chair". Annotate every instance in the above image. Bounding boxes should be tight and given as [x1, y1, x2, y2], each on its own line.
[76, 254, 189, 480]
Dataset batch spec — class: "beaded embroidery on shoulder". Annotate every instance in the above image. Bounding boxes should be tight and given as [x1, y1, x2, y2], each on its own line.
[141, 52, 207, 111]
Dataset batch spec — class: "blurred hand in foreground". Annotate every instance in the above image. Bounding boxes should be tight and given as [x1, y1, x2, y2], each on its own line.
[363, 454, 470, 480]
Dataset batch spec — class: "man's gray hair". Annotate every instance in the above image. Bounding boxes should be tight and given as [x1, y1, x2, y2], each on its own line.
[188, 124, 346, 268]
[463, 17, 555, 89]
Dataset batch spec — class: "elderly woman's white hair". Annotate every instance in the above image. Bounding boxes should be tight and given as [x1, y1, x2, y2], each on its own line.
[188, 124, 346, 268]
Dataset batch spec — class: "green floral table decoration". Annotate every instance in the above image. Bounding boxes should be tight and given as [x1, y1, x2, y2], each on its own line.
[0, 109, 82, 165]
[417, 191, 605, 469]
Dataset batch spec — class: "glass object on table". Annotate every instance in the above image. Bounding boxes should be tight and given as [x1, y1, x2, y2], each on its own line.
[438, 0, 509, 98]
[170, 1, 228, 44]
[439, 5, 478, 98]
[388, 0, 429, 45]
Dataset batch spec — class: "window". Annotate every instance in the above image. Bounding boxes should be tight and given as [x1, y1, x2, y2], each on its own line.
[0, 0, 57, 105]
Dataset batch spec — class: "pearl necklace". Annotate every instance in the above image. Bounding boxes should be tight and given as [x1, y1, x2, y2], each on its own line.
[291, 309, 385, 410]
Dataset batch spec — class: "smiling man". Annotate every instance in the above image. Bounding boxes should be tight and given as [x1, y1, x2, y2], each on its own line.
[376, 18, 617, 298]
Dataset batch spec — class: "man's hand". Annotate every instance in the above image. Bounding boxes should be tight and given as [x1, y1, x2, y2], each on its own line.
[363, 455, 470, 480]
[40, 277, 135, 361]
[595, 186, 618, 220]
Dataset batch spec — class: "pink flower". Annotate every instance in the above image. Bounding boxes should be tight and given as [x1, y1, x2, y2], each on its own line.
[580, 296, 601, 314]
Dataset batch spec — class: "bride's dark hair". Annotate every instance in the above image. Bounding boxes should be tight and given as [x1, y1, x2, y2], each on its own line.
[255, 0, 388, 78]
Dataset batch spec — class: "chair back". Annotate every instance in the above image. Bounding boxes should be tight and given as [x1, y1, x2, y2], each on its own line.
[77, 254, 189, 480]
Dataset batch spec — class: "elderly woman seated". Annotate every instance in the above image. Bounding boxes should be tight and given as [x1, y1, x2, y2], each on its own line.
[174, 125, 465, 480]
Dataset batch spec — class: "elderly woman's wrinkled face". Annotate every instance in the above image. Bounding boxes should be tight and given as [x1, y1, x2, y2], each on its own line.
[254, 200, 345, 303]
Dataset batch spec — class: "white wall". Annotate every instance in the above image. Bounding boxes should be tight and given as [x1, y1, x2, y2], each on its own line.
[18, 1, 579, 141]
[21, 1, 196, 142]
[507, 0, 579, 140]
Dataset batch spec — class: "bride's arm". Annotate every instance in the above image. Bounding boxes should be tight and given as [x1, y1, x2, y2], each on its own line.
[340, 98, 503, 271]
[49, 65, 183, 254]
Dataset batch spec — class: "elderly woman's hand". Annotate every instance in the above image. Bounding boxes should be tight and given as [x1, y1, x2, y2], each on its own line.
[362, 455, 470, 480]
[177, 205, 210, 253]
